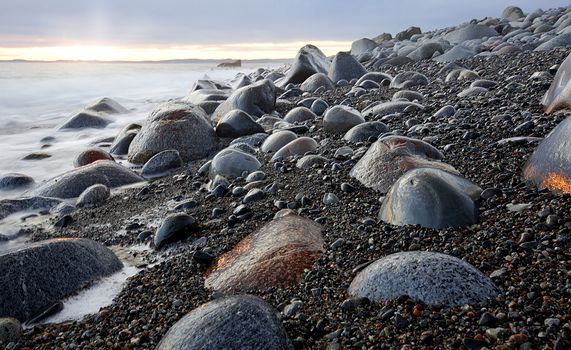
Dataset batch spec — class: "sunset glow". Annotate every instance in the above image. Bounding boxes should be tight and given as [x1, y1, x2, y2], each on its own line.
[0, 41, 351, 61]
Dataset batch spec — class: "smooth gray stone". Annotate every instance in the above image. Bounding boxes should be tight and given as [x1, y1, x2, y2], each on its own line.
[154, 213, 198, 250]
[296, 155, 329, 169]
[328, 52, 367, 83]
[392, 90, 423, 102]
[300, 73, 335, 92]
[283, 107, 317, 123]
[351, 38, 378, 56]
[434, 105, 456, 118]
[470, 79, 498, 89]
[541, 51, 571, 114]
[0, 196, 61, 220]
[209, 149, 261, 179]
[231, 74, 252, 89]
[378, 56, 413, 67]
[0, 238, 122, 321]
[189, 80, 230, 93]
[279, 45, 330, 87]
[216, 109, 264, 138]
[85, 97, 128, 114]
[184, 89, 231, 115]
[362, 101, 424, 118]
[141, 149, 183, 178]
[433, 45, 477, 63]
[457, 86, 488, 98]
[373, 32, 392, 44]
[271, 137, 319, 162]
[230, 133, 268, 147]
[355, 72, 393, 86]
[156, 295, 293, 350]
[396, 26, 421, 40]
[444, 24, 499, 44]
[0, 173, 34, 191]
[311, 99, 329, 116]
[502, 6, 524, 21]
[390, 71, 429, 89]
[59, 111, 111, 130]
[379, 168, 481, 229]
[348, 251, 499, 307]
[28, 160, 144, 199]
[261, 131, 298, 153]
[211, 79, 276, 124]
[323, 105, 365, 134]
[76, 184, 110, 208]
[128, 101, 218, 164]
[109, 123, 141, 156]
[343, 121, 389, 143]
[407, 42, 444, 61]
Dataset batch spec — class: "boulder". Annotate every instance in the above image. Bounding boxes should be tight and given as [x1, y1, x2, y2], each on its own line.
[407, 42, 444, 61]
[279, 45, 330, 87]
[535, 33, 571, 52]
[444, 24, 499, 44]
[343, 121, 389, 143]
[28, 160, 144, 199]
[59, 111, 111, 130]
[373, 32, 392, 44]
[328, 52, 367, 83]
[501, 6, 524, 21]
[541, 52, 571, 114]
[296, 155, 329, 169]
[84, 97, 128, 114]
[300, 73, 335, 92]
[156, 295, 293, 350]
[350, 135, 458, 192]
[390, 71, 429, 89]
[205, 215, 323, 292]
[211, 79, 276, 124]
[379, 168, 481, 229]
[76, 184, 110, 208]
[216, 109, 264, 138]
[141, 149, 183, 178]
[209, 148, 261, 179]
[351, 38, 378, 56]
[433, 45, 477, 63]
[261, 131, 298, 153]
[73, 148, 114, 167]
[128, 101, 218, 164]
[348, 251, 499, 307]
[323, 105, 365, 134]
[396, 26, 421, 41]
[109, 124, 141, 156]
[229, 133, 268, 147]
[0, 173, 34, 191]
[271, 137, 319, 162]
[283, 107, 317, 123]
[0, 238, 122, 321]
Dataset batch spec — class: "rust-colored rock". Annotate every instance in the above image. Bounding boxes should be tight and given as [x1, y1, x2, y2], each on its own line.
[73, 148, 114, 167]
[542, 52, 571, 114]
[205, 215, 323, 292]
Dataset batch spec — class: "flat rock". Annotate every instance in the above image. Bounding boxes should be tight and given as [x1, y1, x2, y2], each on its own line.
[156, 295, 293, 350]
[362, 101, 424, 118]
[128, 101, 218, 164]
[141, 149, 183, 178]
[279, 45, 330, 87]
[300, 73, 335, 92]
[350, 135, 458, 192]
[379, 168, 481, 229]
[28, 160, 144, 199]
[216, 109, 264, 138]
[0, 196, 61, 220]
[283, 107, 317, 123]
[323, 105, 365, 134]
[348, 251, 499, 307]
[205, 215, 323, 292]
[209, 148, 261, 179]
[328, 52, 367, 83]
[0, 238, 122, 321]
[271, 137, 319, 162]
[261, 131, 298, 153]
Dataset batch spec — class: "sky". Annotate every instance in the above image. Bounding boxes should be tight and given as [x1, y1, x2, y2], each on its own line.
[0, 0, 570, 61]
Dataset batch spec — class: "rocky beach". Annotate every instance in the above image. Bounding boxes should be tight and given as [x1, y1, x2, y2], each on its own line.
[2, 4, 571, 350]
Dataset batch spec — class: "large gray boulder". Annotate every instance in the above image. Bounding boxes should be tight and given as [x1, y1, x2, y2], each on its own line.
[348, 251, 499, 307]
[535, 32, 571, 52]
[323, 105, 365, 134]
[157, 295, 293, 350]
[379, 168, 481, 229]
[28, 160, 144, 199]
[141, 150, 183, 179]
[501, 6, 524, 21]
[433, 45, 477, 63]
[0, 238, 122, 321]
[128, 101, 218, 164]
[279, 45, 330, 87]
[390, 71, 429, 89]
[328, 52, 367, 83]
[300, 73, 335, 92]
[211, 79, 276, 124]
[209, 148, 261, 179]
[216, 109, 264, 138]
[444, 24, 499, 44]
[351, 38, 378, 56]
[407, 42, 445, 61]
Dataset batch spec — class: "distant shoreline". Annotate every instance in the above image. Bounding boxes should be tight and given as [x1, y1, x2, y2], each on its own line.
[0, 58, 291, 64]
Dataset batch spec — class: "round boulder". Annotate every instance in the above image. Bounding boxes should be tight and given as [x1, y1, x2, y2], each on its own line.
[211, 79, 276, 124]
[74, 148, 114, 167]
[141, 149, 183, 179]
[323, 105, 365, 134]
[300, 73, 335, 92]
[328, 52, 367, 84]
[343, 121, 389, 143]
[209, 148, 261, 179]
[348, 251, 499, 307]
[283, 107, 317, 123]
[216, 109, 264, 138]
[76, 184, 110, 208]
[0, 173, 34, 191]
[271, 137, 319, 162]
[444, 24, 499, 44]
[154, 213, 199, 250]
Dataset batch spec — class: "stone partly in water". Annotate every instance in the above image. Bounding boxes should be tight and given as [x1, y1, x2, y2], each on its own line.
[76, 184, 110, 208]
[109, 124, 141, 156]
[154, 213, 199, 250]
[73, 148, 114, 167]
[541, 52, 571, 114]
[323, 105, 365, 134]
[0, 173, 34, 191]
[0, 196, 62, 220]
[128, 101, 218, 164]
[84, 97, 128, 114]
[156, 295, 293, 350]
[209, 148, 261, 179]
[523, 115, 571, 194]
[211, 79, 276, 124]
[348, 251, 499, 307]
[59, 111, 111, 130]
[205, 215, 323, 292]
[215, 109, 264, 138]
[328, 52, 368, 83]
[279, 45, 330, 87]
[0, 238, 122, 321]
[141, 149, 183, 179]
[271, 137, 319, 162]
[28, 160, 144, 199]
[379, 168, 481, 229]
[261, 131, 298, 154]
[350, 135, 458, 192]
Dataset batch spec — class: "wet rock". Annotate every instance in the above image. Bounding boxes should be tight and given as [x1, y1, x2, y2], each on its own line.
[76, 184, 110, 208]
[212, 79, 276, 124]
[154, 213, 198, 250]
[349, 251, 499, 307]
[541, 52, 571, 114]
[322, 193, 339, 205]
[22, 152, 51, 160]
[0, 238, 122, 321]
[73, 148, 114, 167]
[109, 123, 141, 156]
[0, 197, 61, 220]
[59, 111, 111, 130]
[362, 101, 425, 117]
[128, 101, 218, 164]
[444, 23, 499, 44]
[156, 295, 293, 350]
[343, 121, 389, 143]
[0, 173, 34, 191]
[271, 137, 319, 162]
[216, 109, 264, 138]
[350, 136, 457, 192]
[205, 215, 323, 292]
[390, 71, 429, 89]
[379, 168, 481, 229]
[85, 97, 128, 114]
[261, 131, 298, 154]
[300, 73, 335, 92]
[523, 115, 571, 194]
[141, 149, 183, 179]
[323, 105, 365, 134]
[328, 52, 367, 83]
[284, 107, 317, 123]
[279, 45, 330, 87]
[28, 160, 144, 199]
[0, 318, 22, 344]
[209, 148, 261, 179]
[311, 99, 329, 115]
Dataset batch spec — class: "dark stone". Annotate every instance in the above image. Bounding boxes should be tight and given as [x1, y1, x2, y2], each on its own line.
[109, 123, 140, 156]
[85, 97, 128, 114]
[211, 79, 276, 124]
[0, 196, 62, 221]
[59, 111, 111, 130]
[209, 148, 261, 179]
[390, 71, 429, 89]
[328, 52, 367, 83]
[300, 73, 335, 92]
[0, 173, 34, 191]
[279, 45, 330, 87]
[73, 148, 114, 167]
[284, 107, 317, 123]
[141, 149, 183, 179]
[76, 184, 110, 208]
[154, 214, 199, 250]
[216, 109, 264, 138]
